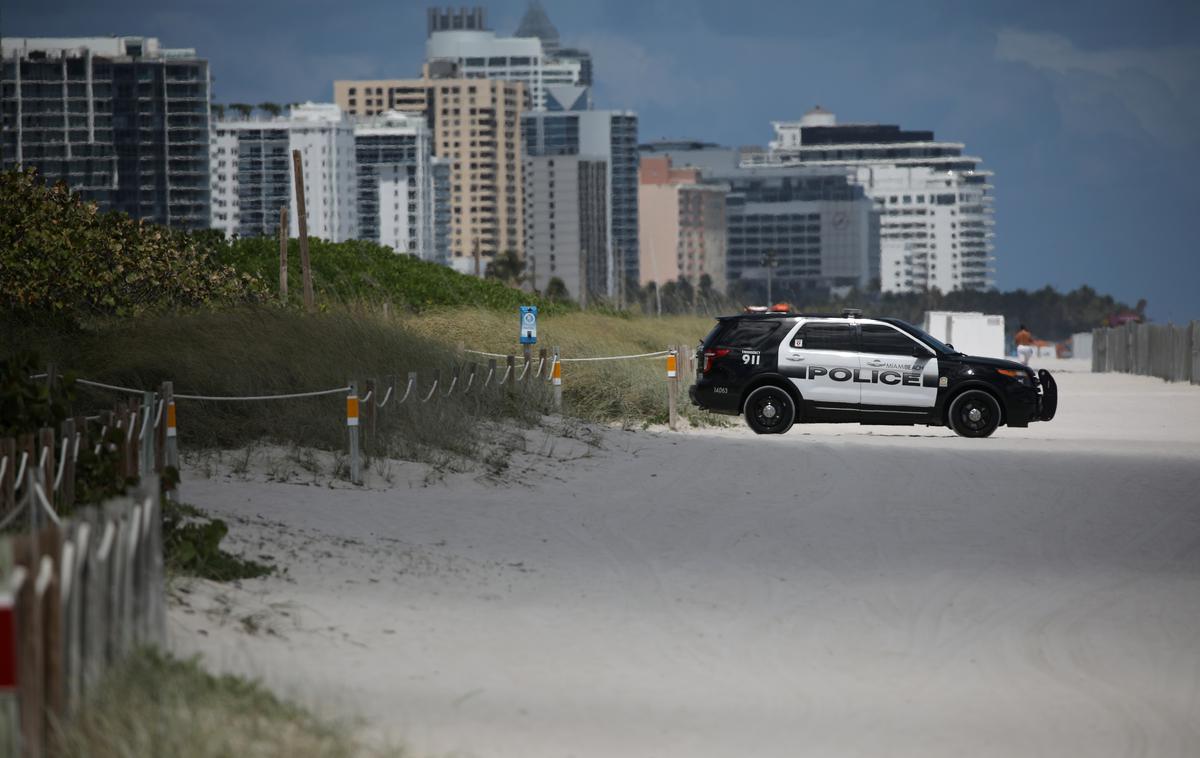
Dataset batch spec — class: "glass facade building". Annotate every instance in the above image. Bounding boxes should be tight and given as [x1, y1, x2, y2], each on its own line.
[2, 37, 211, 229]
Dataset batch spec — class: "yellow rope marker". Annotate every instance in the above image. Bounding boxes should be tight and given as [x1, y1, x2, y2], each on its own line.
[346, 394, 360, 427]
[552, 358, 562, 386]
[165, 402, 177, 438]
[667, 350, 678, 378]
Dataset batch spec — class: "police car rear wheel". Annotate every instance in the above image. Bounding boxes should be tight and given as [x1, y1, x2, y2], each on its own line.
[948, 390, 1001, 438]
[744, 386, 795, 435]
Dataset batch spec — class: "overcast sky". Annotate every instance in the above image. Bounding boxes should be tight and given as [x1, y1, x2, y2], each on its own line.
[8, 0, 1200, 320]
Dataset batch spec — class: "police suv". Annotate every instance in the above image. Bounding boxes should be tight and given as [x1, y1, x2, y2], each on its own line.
[689, 310, 1058, 438]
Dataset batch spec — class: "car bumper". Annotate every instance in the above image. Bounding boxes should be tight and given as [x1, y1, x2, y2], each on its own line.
[1037, 369, 1058, 421]
[689, 381, 740, 415]
[1006, 370, 1057, 427]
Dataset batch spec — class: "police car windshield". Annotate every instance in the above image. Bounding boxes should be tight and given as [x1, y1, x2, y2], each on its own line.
[888, 320, 961, 355]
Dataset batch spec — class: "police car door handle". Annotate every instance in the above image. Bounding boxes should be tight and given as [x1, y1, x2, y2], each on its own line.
[786, 355, 805, 361]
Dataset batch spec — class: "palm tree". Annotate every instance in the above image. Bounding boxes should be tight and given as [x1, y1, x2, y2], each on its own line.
[545, 277, 570, 302]
[257, 102, 283, 118]
[229, 103, 254, 119]
[484, 249, 526, 286]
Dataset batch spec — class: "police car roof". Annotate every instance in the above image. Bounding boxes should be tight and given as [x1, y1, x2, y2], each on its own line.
[716, 312, 859, 321]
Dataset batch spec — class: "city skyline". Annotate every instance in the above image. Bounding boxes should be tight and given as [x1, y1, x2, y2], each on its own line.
[6, 0, 1198, 320]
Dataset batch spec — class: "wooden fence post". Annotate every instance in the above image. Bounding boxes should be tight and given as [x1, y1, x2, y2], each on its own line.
[38, 428, 56, 521]
[13, 535, 45, 758]
[292, 149, 315, 313]
[365, 379, 377, 454]
[279, 205, 289, 303]
[38, 523, 64, 747]
[1, 566, 25, 758]
[59, 419, 76, 513]
[1, 438, 14, 520]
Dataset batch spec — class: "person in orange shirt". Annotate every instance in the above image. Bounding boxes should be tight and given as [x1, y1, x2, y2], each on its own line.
[1014, 324, 1035, 365]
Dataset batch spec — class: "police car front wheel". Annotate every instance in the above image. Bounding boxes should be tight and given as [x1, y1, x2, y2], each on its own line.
[744, 386, 796, 435]
[948, 390, 1001, 438]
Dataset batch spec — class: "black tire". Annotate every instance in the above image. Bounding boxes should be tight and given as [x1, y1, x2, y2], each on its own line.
[744, 385, 796, 435]
[948, 390, 1002, 438]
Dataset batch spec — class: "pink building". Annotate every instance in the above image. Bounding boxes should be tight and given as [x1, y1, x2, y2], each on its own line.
[638, 156, 728, 292]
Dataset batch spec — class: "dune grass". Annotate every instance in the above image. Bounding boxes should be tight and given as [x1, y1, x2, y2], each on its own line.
[52, 649, 405, 757]
[399, 307, 722, 424]
[4, 306, 551, 466]
[2, 304, 729, 470]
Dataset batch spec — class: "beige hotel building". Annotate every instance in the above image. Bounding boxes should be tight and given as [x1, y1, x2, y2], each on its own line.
[335, 62, 525, 270]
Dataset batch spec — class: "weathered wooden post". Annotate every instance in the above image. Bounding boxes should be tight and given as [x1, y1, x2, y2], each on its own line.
[1, 438, 16, 518]
[59, 419, 76, 512]
[278, 205, 289, 303]
[140, 390, 156, 478]
[291, 149, 316, 313]
[38, 427, 56, 510]
[364, 379, 377, 454]
[0, 566, 24, 758]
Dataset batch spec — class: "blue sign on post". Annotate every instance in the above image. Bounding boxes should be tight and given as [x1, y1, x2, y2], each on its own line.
[520, 306, 538, 345]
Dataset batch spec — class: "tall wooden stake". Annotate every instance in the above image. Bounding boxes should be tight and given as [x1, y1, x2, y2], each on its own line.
[278, 205, 289, 303]
[292, 149, 315, 313]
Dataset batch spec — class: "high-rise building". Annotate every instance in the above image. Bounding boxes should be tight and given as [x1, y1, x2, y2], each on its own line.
[642, 141, 880, 298]
[752, 107, 995, 293]
[355, 110, 442, 260]
[523, 101, 639, 294]
[334, 65, 525, 269]
[524, 155, 608, 304]
[210, 103, 357, 242]
[638, 156, 728, 292]
[423, 4, 590, 111]
[1, 36, 211, 228]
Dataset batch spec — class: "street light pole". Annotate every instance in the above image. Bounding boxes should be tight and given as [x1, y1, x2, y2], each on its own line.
[763, 250, 777, 307]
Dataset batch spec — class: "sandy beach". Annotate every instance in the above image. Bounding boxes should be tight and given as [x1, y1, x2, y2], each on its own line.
[169, 365, 1200, 757]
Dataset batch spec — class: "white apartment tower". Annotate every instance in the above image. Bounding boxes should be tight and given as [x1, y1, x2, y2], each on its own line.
[756, 107, 995, 293]
[354, 110, 441, 261]
[210, 102, 357, 242]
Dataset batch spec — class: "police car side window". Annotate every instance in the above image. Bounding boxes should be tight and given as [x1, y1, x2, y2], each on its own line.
[797, 324, 856, 351]
[860, 324, 917, 355]
[715, 321, 781, 348]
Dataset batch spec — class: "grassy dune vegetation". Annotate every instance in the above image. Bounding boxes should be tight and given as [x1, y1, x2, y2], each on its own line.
[3, 304, 723, 467]
[55, 649, 405, 758]
[403, 307, 718, 423]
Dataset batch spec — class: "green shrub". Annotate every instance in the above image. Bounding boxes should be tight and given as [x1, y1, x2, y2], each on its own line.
[215, 235, 570, 314]
[0, 169, 265, 321]
[163, 501, 272, 581]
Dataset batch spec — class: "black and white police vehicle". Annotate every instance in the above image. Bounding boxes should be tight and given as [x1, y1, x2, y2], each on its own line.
[689, 309, 1057, 438]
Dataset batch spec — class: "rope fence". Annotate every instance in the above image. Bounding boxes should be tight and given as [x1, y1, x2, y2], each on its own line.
[20, 342, 698, 491]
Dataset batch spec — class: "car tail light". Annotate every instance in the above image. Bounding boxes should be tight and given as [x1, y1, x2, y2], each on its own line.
[703, 348, 730, 374]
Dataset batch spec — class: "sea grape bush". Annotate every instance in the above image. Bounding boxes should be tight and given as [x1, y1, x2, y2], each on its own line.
[0, 169, 265, 321]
